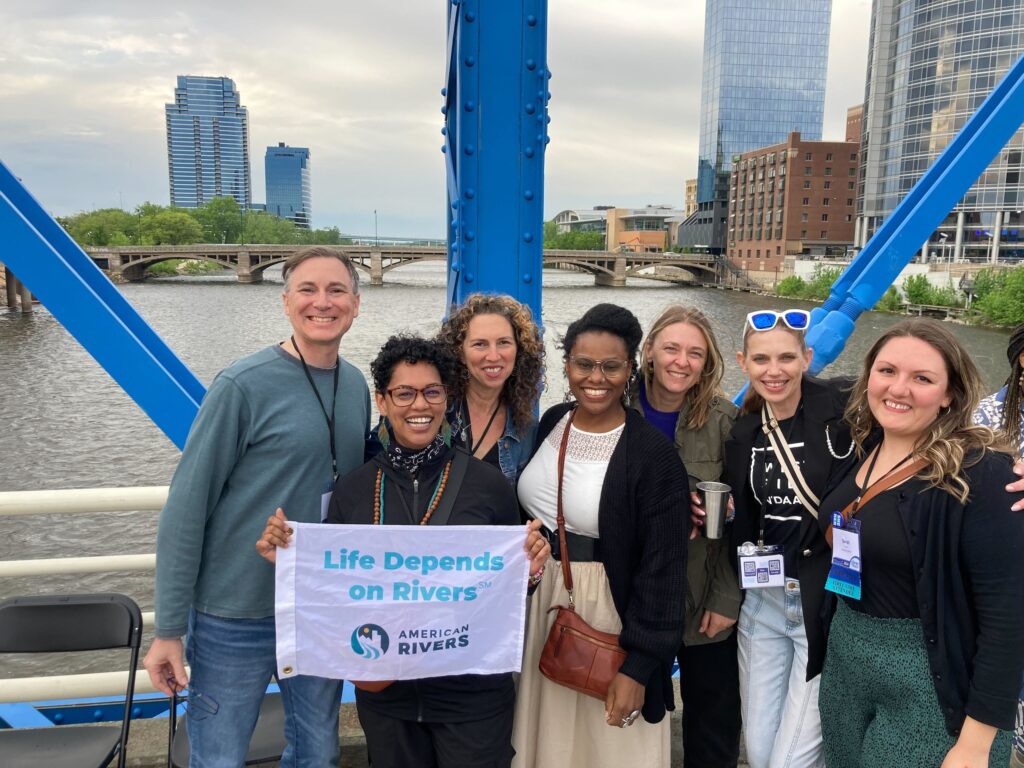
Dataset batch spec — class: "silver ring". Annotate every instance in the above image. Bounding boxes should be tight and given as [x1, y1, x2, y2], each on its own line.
[623, 709, 640, 726]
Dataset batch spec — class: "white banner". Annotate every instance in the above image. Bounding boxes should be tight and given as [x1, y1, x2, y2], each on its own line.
[275, 523, 529, 681]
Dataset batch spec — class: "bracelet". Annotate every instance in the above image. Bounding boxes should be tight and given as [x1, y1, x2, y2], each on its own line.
[527, 566, 545, 587]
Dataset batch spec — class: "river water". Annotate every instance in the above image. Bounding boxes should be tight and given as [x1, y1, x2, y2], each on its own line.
[0, 264, 1013, 674]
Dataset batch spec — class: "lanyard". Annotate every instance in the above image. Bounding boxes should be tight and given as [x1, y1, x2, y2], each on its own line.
[756, 404, 801, 547]
[290, 336, 340, 480]
[463, 399, 503, 456]
[850, 446, 913, 517]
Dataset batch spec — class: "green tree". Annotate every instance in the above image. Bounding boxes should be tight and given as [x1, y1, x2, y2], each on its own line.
[195, 197, 243, 243]
[776, 276, 806, 297]
[976, 266, 1024, 325]
[147, 210, 204, 245]
[802, 265, 843, 300]
[902, 274, 933, 305]
[60, 208, 136, 246]
[543, 220, 558, 246]
[971, 268, 1008, 303]
[873, 285, 903, 312]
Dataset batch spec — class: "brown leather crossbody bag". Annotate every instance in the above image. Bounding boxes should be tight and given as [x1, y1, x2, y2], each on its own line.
[538, 409, 627, 700]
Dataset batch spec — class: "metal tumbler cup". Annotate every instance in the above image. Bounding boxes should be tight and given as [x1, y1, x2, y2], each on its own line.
[696, 481, 731, 540]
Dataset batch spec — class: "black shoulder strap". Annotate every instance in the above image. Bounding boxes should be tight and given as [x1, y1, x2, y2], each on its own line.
[430, 448, 471, 527]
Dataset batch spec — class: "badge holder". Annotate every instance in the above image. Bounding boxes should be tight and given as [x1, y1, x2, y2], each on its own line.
[824, 512, 861, 600]
[737, 541, 785, 589]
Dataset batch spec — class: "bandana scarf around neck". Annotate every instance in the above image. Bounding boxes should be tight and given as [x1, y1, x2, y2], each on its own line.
[385, 431, 447, 475]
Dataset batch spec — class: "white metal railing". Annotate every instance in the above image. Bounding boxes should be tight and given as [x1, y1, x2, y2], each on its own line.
[0, 486, 168, 704]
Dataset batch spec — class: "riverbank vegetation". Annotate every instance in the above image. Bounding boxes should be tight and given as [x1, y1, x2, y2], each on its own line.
[542, 220, 605, 250]
[773, 263, 1024, 326]
[58, 197, 351, 248]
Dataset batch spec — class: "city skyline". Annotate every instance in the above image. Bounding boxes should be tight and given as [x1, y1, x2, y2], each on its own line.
[266, 143, 312, 229]
[0, 1, 872, 238]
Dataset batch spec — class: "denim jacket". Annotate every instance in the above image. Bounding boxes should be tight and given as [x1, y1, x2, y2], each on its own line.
[447, 400, 537, 484]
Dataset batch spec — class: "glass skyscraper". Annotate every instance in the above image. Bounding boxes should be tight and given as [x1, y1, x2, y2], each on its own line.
[165, 76, 251, 209]
[265, 143, 312, 229]
[856, 0, 1024, 261]
[681, 0, 832, 252]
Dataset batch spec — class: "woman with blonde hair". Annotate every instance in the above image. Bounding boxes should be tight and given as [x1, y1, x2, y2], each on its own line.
[631, 305, 742, 767]
[436, 293, 544, 483]
[815, 318, 1024, 767]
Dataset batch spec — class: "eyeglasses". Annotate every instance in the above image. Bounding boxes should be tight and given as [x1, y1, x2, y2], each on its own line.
[568, 356, 630, 377]
[384, 385, 447, 406]
[746, 310, 811, 332]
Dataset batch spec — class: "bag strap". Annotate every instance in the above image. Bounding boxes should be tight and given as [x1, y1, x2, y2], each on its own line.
[429, 448, 471, 527]
[555, 409, 576, 608]
[761, 402, 820, 518]
[825, 457, 928, 546]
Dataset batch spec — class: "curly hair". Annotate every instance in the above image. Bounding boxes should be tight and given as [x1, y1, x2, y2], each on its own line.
[370, 335, 457, 393]
[641, 305, 725, 431]
[561, 303, 643, 363]
[1001, 322, 1024, 454]
[436, 293, 545, 433]
[844, 318, 1006, 503]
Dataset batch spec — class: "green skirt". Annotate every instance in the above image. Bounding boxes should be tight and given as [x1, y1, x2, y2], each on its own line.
[819, 600, 1012, 768]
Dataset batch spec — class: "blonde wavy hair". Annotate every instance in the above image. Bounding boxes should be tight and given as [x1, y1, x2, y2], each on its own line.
[845, 318, 1005, 502]
[641, 305, 725, 430]
[436, 293, 545, 433]
[739, 320, 809, 416]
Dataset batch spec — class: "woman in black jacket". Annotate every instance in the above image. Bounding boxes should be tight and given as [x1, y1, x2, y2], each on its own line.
[815, 319, 1024, 768]
[257, 335, 550, 768]
[511, 303, 690, 768]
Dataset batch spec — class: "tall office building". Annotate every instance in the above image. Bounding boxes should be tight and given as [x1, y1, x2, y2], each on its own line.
[265, 143, 312, 229]
[682, 0, 832, 252]
[165, 76, 252, 209]
[856, 0, 1024, 261]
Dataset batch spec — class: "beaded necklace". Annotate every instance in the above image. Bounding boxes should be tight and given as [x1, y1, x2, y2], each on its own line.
[373, 460, 453, 525]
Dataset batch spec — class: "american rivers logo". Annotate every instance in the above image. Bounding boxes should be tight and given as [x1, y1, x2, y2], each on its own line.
[351, 624, 390, 659]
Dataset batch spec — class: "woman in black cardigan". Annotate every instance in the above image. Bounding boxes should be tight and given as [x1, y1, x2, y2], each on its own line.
[511, 304, 690, 768]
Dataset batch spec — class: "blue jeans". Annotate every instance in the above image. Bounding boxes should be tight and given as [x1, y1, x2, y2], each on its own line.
[185, 610, 341, 768]
[737, 580, 824, 768]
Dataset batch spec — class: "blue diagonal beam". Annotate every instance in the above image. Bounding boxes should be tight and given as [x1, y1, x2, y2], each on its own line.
[805, 53, 1024, 374]
[0, 160, 205, 448]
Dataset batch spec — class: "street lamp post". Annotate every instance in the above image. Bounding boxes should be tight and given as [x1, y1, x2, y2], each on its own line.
[374, 210, 379, 247]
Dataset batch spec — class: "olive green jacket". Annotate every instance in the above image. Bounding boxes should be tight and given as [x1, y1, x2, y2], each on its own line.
[630, 384, 742, 646]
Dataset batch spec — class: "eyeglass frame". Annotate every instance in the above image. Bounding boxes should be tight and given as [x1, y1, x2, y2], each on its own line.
[566, 355, 632, 377]
[382, 384, 448, 406]
[745, 310, 811, 332]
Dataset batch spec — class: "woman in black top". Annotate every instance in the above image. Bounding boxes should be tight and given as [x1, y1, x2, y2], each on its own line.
[816, 319, 1024, 768]
[257, 335, 550, 768]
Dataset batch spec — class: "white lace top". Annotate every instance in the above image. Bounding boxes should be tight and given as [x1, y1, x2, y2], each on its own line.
[517, 412, 624, 538]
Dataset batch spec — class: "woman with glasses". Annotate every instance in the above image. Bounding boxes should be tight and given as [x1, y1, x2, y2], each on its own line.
[512, 303, 690, 768]
[257, 335, 550, 768]
[719, 308, 851, 768]
[630, 305, 743, 768]
[815, 319, 1024, 767]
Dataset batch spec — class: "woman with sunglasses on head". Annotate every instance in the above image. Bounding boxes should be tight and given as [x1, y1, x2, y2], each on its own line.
[815, 319, 1024, 767]
[436, 293, 545, 484]
[719, 308, 853, 768]
[511, 303, 690, 768]
[629, 305, 743, 768]
[256, 335, 550, 768]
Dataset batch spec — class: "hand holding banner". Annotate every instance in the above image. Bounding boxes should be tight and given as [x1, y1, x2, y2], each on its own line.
[275, 523, 529, 682]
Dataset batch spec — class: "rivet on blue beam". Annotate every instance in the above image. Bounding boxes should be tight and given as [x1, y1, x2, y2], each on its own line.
[525, 104, 536, 114]
[452, 200, 460, 210]
[525, 147, 535, 158]
[452, 218, 459, 228]
[465, 100, 476, 111]
[527, 14, 537, 25]
[545, 70, 552, 79]
[441, 106, 447, 115]
[465, 144, 475, 155]
[526, 59, 536, 71]
[524, 190, 534, 200]
[536, 134, 543, 142]
[466, 230, 476, 241]
[441, 127, 447, 135]
[546, 115, 551, 124]
[465, 188, 476, 199]
[545, 136, 551, 144]
[465, 10, 475, 22]
[465, 56, 476, 67]
[441, 87, 447, 96]
[523, 232, 534, 243]
[441, 145, 447, 153]
[466, 272, 475, 283]
[523, 273, 533, 283]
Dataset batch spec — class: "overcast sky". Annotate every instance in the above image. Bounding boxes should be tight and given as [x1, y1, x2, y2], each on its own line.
[0, 1, 872, 238]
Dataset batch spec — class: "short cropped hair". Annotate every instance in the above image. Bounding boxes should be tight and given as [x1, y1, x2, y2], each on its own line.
[282, 246, 360, 294]
[561, 303, 643, 363]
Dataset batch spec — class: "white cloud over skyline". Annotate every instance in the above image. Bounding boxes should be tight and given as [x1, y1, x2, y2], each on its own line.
[0, 1, 871, 238]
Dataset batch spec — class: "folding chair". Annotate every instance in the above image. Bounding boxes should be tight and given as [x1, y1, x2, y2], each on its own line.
[0, 593, 143, 768]
[166, 690, 286, 767]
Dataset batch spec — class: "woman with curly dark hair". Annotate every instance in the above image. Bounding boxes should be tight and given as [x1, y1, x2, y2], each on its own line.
[437, 293, 545, 483]
[512, 303, 689, 768]
[257, 334, 550, 768]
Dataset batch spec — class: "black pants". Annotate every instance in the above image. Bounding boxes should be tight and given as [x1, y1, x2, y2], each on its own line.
[357, 701, 514, 768]
[679, 630, 742, 768]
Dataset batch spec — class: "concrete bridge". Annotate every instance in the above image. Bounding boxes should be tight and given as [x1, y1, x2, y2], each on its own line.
[83, 245, 722, 287]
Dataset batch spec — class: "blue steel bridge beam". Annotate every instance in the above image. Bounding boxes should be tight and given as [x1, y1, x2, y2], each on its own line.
[0, 160, 205, 449]
[805, 53, 1024, 375]
[444, 0, 549, 322]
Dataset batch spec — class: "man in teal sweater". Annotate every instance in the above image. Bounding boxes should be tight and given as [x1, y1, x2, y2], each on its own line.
[143, 246, 371, 767]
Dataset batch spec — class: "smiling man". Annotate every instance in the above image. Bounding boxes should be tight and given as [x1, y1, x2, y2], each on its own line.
[143, 246, 371, 768]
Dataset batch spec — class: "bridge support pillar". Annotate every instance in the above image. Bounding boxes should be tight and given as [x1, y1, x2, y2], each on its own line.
[370, 249, 384, 286]
[17, 276, 33, 314]
[4, 266, 16, 308]
[594, 256, 627, 287]
[236, 251, 264, 284]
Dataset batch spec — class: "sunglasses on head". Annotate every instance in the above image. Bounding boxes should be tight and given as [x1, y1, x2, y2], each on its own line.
[745, 310, 811, 332]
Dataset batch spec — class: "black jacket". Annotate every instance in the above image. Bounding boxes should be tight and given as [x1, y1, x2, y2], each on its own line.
[813, 442, 1024, 735]
[533, 403, 691, 723]
[724, 375, 854, 679]
[326, 446, 519, 723]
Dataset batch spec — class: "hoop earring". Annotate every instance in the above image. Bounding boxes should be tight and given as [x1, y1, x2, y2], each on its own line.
[939, 405, 951, 417]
